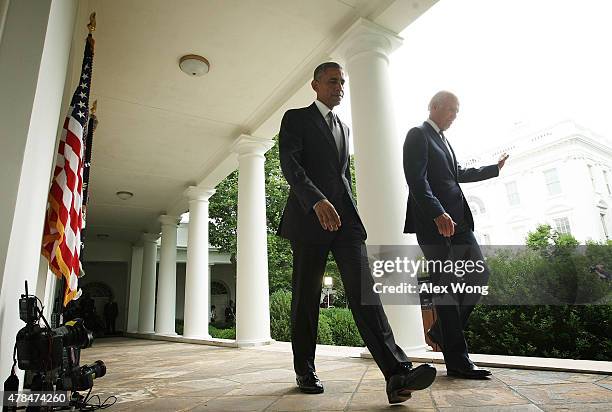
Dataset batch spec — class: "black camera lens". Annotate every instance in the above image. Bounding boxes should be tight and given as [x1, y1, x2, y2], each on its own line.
[82, 360, 106, 379]
[55, 318, 94, 349]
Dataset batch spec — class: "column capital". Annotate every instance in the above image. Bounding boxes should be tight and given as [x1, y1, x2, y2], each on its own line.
[159, 214, 181, 227]
[331, 18, 403, 64]
[141, 232, 160, 243]
[184, 186, 216, 202]
[230, 134, 275, 157]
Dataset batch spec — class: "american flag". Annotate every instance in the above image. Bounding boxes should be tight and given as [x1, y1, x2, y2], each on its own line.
[42, 34, 94, 306]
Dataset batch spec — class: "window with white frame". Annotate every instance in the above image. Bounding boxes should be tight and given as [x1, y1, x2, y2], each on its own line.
[588, 165, 596, 190]
[601, 213, 609, 239]
[544, 168, 561, 195]
[505, 181, 520, 206]
[467, 196, 486, 215]
[604, 170, 611, 195]
[553, 217, 571, 235]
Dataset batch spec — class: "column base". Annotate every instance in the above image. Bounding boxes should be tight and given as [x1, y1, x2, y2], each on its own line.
[235, 337, 274, 347]
[183, 333, 212, 340]
[155, 332, 179, 337]
[360, 342, 432, 359]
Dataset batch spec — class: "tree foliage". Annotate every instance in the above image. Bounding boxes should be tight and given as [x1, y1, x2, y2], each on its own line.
[208, 135, 355, 301]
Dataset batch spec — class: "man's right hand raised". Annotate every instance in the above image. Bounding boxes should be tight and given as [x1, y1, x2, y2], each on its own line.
[434, 212, 456, 237]
[314, 199, 341, 231]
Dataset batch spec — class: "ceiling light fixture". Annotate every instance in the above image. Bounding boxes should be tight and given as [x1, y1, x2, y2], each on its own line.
[116, 191, 133, 200]
[179, 54, 210, 77]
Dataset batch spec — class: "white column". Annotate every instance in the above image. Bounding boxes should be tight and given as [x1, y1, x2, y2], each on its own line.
[333, 19, 428, 353]
[138, 233, 159, 333]
[155, 215, 180, 335]
[231, 135, 274, 345]
[127, 244, 143, 332]
[42, 269, 58, 321]
[0, 0, 77, 386]
[183, 187, 215, 338]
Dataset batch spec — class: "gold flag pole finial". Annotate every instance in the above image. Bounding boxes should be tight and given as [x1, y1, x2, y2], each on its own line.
[87, 12, 96, 33]
[90, 100, 99, 132]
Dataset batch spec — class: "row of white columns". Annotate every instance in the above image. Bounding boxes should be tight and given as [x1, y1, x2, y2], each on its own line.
[126, 18, 427, 352]
[126, 136, 274, 345]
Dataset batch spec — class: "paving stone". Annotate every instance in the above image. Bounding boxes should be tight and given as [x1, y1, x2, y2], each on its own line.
[191, 395, 279, 411]
[348, 387, 434, 410]
[495, 369, 605, 386]
[267, 392, 352, 411]
[431, 387, 530, 407]
[76, 337, 609, 411]
[539, 403, 612, 411]
[437, 405, 543, 411]
[512, 383, 612, 404]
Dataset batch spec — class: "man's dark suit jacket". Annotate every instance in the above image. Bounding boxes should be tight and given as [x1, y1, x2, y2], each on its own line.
[277, 103, 365, 244]
[403, 122, 499, 234]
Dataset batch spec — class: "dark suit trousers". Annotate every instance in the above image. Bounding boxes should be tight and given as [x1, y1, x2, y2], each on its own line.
[416, 220, 490, 370]
[290, 201, 409, 380]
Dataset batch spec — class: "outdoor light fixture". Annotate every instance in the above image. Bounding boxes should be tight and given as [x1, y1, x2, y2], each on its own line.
[179, 54, 210, 77]
[323, 276, 333, 308]
[115, 191, 133, 200]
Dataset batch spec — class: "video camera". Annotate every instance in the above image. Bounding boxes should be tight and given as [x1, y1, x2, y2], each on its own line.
[5, 282, 106, 409]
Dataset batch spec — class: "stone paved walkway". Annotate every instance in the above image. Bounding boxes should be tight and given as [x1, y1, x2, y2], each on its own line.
[80, 337, 612, 411]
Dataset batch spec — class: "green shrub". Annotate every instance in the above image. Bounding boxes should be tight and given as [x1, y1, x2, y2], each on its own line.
[317, 314, 334, 345]
[270, 290, 292, 342]
[466, 304, 612, 361]
[320, 308, 364, 347]
[209, 325, 236, 339]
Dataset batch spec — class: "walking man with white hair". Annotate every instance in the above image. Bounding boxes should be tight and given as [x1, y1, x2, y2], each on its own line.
[403, 91, 509, 379]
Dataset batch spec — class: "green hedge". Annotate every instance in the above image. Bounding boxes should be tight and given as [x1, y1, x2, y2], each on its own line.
[466, 304, 612, 360]
[320, 307, 364, 347]
[209, 325, 236, 339]
[270, 290, 292, 342]
[269, 290, 364, 347]
[175, 319, 236, 339]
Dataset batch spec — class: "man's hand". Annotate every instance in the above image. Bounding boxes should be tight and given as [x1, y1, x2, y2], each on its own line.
[434, 213, 456, 237]
[314, 199, 341, 231]
[498, 153, 509, 170]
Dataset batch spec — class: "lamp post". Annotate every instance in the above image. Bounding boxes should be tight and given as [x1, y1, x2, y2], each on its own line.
[323, 276, 333, 308]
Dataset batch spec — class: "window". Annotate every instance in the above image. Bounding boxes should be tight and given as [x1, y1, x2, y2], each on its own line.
[505, 181, 520, 206]
[544, 169, 561, 195]
[553, 217, 571, 235]
[588, 165, 596, 190]
[604, 170, 611, 195]
[467, 196, 486, 215]
[211, 281, 228, 295]
[601, 213, 609, 239]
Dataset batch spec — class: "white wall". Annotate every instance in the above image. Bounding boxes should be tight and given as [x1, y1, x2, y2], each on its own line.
[83, 240, 133, 262]
[80, 261, 129, 331]
[0, 0, 77, 390]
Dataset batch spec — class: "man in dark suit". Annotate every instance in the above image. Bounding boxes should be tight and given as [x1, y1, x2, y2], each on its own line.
[403, 91, 508, 379]
[278, 62, 436, 404]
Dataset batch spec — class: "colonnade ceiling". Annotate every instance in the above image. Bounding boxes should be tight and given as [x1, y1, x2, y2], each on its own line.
[69, 0, 436, 242]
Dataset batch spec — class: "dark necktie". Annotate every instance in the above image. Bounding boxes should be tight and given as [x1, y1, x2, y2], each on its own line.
[327, 112, 343, 157]
[439, 130, 455, 165]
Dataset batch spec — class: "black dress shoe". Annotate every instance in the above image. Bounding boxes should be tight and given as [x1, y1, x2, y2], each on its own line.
[386, 363, 437, 404]
[447, 364, 491, 379]
[296, 372, 324, 394]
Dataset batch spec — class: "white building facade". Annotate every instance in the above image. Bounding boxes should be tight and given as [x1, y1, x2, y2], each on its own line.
[461, 121, 612, 245]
